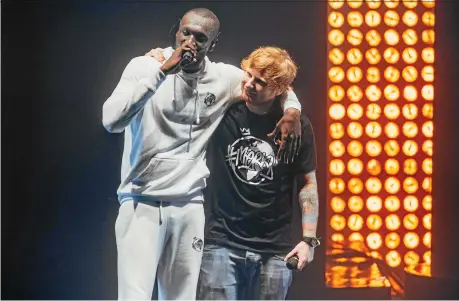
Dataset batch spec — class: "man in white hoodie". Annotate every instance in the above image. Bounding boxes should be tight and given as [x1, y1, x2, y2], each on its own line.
[102, 8, 302, 301]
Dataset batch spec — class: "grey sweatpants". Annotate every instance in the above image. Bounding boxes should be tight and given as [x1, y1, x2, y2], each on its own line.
[115, 199, 205, 300]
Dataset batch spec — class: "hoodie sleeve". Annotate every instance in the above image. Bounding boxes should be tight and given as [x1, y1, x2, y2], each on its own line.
[102, 56, 166, 133]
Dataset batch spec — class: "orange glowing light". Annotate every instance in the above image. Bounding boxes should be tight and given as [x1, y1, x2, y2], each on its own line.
[366, 233, 383, 250]
[329, 104, 346, 120]
[385, 196, 401, 212]
[348, 196, 364, 213]
[384, 122, 400, 138]
[423, 195, 432, 211]
[347, 29, 363, 46]
[385, 177, 401, 194]
[384, 104, 400, 119]
[347, 48, 363, 64]
[422, 140, 433, 156]
[329, 67, 345, 83]
[386, 250, 402, 267]
[367, 0, 382, 9]
[402, 47, 418, 64]
[347, 104, 364, 120]
[366, 178, 382, 194]
[404, 232, 420, 249]
[422, 47, 435, 63]
[421, 66, 434, 82]
[402, 10, 418, 27]
[384, 66, 401, 83]
[330, 214, 347, 231]
[366, 140, 382, 157]
[366, 104, 381, 120]
[365, 122, 382, 138]
[385, 159, 400, 175]
[331, 233, 345, 243]
[329, 140, 345, 157]
[329, 11, 345, 28]
[347, 0, 362, 8]
[329, 29, 345, 46]
[403, 177, 419, 194]
[403, 0, 418, 9]
[384, 29, 400, 45]
[422, 85, 434, 101]
[366, 48, 382, 64]
[403, 104, 418, 120]
[367, 196, 383, 212]
[405, 251, 420, 266]
[347, 85, 363, 102]
[424, 251, 432, 264]
[404, 86, 418, 101]
[402, 66, 418, 82]
[348, 158, 364, 175]
[347, 11, 364, 27]
[329, 85, 345, 102]
[422, 103, 433, 119]
[349, 232, 364, 242]
[348, 214, 364, 231]
[348, 178, 364, 194]
[384, 85, 400, 101]
[365, 11, 381, 27]
[384, 10, 400, 27]
[386, 214, 401, 231]
[366, 85, 382, 101]
[423, 232, 431, 248]
[366, 67, 380, 83]
[384, 140, 400, 157]
[348, 122, 364, 139]
[329, 178, 346, 194]
[331, 196, 346, 213]
[403, 214, 419, 230]
[402, 29, 418, 46]
[329, 0, 345, 9]
[422, 121, 433, 138]
[385, 233, 401, 249]
[422, 0, 435, 9]
[330, 159, 346, 176]
[367, 159, 382, 175]
[347, 141, 364, 157]
[422, 29, 435, 45]
[403, 140, 418, 157]
[366, 30, 382, 46]
[329, 48, 345, 65]
[384, 47, 400, 64]
[329, 124, 345, 140]
[404, 158, 418, 175]
[423, 213, 432, 230]
[403, 122, 418, 138]
[422, 177, 432, 193]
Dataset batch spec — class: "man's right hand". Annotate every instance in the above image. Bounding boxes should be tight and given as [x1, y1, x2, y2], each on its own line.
[149, 40, 197, 75]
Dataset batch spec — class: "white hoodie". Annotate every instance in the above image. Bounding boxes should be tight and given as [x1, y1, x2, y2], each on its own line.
[102, 47, 301, 202]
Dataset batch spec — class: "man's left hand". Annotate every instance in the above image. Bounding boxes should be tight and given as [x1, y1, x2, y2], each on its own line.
[268, 108, 301, 164]
[284, 241, 314, 271]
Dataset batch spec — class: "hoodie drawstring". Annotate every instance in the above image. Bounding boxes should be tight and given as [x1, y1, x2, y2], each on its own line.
[159, 201, 163, 225]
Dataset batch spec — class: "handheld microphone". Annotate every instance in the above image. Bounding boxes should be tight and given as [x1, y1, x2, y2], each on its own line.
[181, 51, 194, 66]
[286, 255, 299, 270]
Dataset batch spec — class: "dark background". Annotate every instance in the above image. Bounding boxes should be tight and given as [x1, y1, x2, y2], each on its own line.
[2, 0, 459, 299]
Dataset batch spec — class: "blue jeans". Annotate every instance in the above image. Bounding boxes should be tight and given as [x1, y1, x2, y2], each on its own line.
[197, 244, 292, 300]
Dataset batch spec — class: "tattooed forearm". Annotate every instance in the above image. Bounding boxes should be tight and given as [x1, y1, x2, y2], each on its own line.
[299, 171, 319, 237]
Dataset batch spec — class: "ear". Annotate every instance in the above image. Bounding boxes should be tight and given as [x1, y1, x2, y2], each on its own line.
[208, 32, 221, 53]
[169, 18, 181, 48]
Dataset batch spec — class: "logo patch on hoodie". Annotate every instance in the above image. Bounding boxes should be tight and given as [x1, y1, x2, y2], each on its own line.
[204, 92, 216, 106]
[192, 237, 204, 252]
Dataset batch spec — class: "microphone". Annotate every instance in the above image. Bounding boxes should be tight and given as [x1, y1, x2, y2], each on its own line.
[286, 255, 299, 270]
[181, 51, 194, 66]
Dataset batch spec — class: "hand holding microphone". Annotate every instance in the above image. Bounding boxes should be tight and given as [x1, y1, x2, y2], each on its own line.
[284, 241, 314, 271]
[159, 39, 197, 75]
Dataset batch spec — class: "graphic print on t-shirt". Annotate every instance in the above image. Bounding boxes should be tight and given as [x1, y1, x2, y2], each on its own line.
[225, 128, 278, 186]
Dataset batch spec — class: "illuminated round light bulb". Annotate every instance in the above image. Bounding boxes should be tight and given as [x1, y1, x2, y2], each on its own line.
[366, 48, 381, 64]
[404, 232, 420, 249]
[403, 140, 419, 157]
[384, 104, 400, 119]
[328, 11, 345, 28]
[423, 158, 433, 175]
[349, 232, 364, 242]
[331, 196, 346, 213]
[423, 140, 433, 156]
[347, 67, 363, 83]
[386, 250, 402, 267]
[367, 0, 382, 8]
[347, 48, 363, 64]
[385, 0, 399, 8]
[384, 47, 400, 64]
[329, 123, 345, 140]
[402, 66, 418, 82]
[365, 122, 382, 138]
[384, 29, 400, 45]
[329, 85, 345, 102]
[347, 0, 362, 8]
[366, 85, 382, 101]
[367, 196, 383, 212]
[366, 233, 383, 250]
[422, 103, 433, 119]
[384, 85, 400, 101]
[422, 66, 434, 82]
[423, 195, 432, 211]
[404, 158, 418, 175]
[423, 213, 432, 229]
[347, 85, 363, 102]
[384, 10, 400, 27]
[348, 178, 364, 194]
[404, 214, 419, 230]
[329, 0, 345, 9]
[347, 141, 363, 157]
[347, 104, 363, 120]
[404, 85, 418, 101]
[403, 10, 418, 27]
[386, 214, 401, 230]
[385, 159, 400, 175]
[402, 47, 418, 64]
[348, 122, 364, 139]
[367, 159, 382, 175]
[385, 233, 401, 249]
[384, 122, 399, 138]
[422, 12, 435, 27]
[423, 177, 432, 193]
[330, 159, 345, 176]
[347, 29, 363, 46]
[366, 104, 382, 120]
[423, 232, 432, 248]
[385, 196, 401, 212]
[405, 251, 420, 266]
[366, 177, 382, 194]
[403, 29, 418, 46]
[403, 104, 419, 120]
[424, 251, 432, 265]
[329, 66, 345, 83]
[403, 177, 419, 194]
[422, 29, 435, 45]
[348, 158, 364, 175]
[422, 85, 434, 101]
[347, 11, 364, 27]
[422, 47, 435, 63]
[329, 48, 345, 65]
[384, 66, 400, 83]
[384, 140, 400, 157]
[403, 122, 419, 138]
[330, 214, 346, 231]
[329, 140, 346, 157]
[365, 11, 381, 27]
[422, 121, 434, 138]
[329, 104, 346, 120]
[329, 29, 345, 46]
[329, 178, 346, 194]
[422, 0, 435, 8]
[366, 30, 382, 46]
[331, 233, 345, 243]
[403, 0, 418, 8]
[366, 140, 382, 157]
[348, 196, 364, 213]
[385, 177, 401, 194]
[348, 214, 364, 231]
[366, 67, 380, 83]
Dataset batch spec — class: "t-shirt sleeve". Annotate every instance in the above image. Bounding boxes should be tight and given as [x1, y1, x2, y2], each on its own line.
[294, 115, 317, 175]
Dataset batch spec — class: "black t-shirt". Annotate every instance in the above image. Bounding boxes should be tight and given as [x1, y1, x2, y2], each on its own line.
[204, 101, 317, 255]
